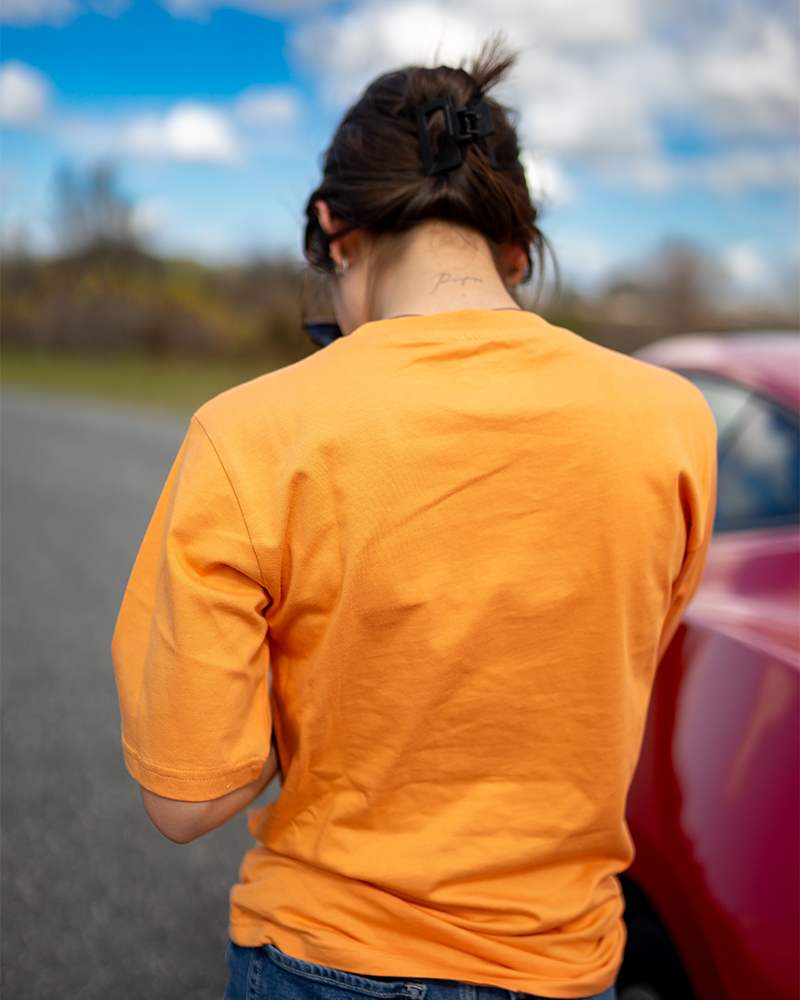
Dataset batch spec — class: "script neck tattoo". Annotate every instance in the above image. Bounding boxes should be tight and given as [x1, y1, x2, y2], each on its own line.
[431, 272, 484, 293]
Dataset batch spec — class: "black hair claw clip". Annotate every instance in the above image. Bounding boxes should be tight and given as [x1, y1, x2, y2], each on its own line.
[415, 95, 497, 177]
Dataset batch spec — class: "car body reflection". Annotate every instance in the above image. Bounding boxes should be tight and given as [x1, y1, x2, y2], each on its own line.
[619, 333, 799, 1000]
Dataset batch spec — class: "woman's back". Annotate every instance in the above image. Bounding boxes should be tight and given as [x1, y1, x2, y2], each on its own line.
[114, 307, 715, 993]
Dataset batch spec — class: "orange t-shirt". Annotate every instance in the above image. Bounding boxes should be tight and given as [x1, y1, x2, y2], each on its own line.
[112, 310, 716, 997]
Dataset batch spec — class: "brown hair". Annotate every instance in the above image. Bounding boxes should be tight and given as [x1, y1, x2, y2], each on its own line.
[303, 43, 547, 284]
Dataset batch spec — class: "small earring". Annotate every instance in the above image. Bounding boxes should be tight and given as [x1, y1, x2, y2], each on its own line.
[335, 254, 349, 278]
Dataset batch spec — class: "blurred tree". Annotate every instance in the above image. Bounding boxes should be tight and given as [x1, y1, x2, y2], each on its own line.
[53, 161, 138, 254]
[651, 242, 723, 336]
[584, 241, 727, 352]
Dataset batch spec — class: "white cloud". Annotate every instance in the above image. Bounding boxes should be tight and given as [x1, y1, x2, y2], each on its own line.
[548, 231, 620, 289]
[126, 198, 178, 252]
[289, 0, 799, 194]
[694, 15, 800, 135]
[0, 0, 77, 25]
[0, 62, 50, 127]
[0, 67, 299, 168]
[621, 156, 675, 191]
[292, 2, 486, 106]
[520, 150, 574, 206]
[160, 0, 328, 19]
[717, 240, 800, 301]
[123, 103, 240, 164]
[511, 0, 642, 48]
[235, 86, 302, 127]
[574, 145, 800, 196]
[130, 198, 172, 242]
[516, 40, 684, 157]
[290, 1, 665, 182]
[0, 0, 132, 25]
[695, 148, 800, 191]
[524, 85, 655, 160]
[291, 0, 647, 106]
[721, 241, 769, 291]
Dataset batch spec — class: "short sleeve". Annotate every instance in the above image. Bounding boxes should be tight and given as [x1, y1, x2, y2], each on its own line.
[657, 395, 718, 662]
[112, 417, 272, 801]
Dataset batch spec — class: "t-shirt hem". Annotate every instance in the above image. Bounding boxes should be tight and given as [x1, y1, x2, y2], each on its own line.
[228, 919, 619, 999]
[122, 739, 264, 801]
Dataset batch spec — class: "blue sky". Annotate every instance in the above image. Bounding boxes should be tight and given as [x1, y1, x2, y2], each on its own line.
[1, 0, 798, 299]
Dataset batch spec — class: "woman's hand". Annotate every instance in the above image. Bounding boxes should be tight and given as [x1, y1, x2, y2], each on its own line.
[140, 746, 280, 844]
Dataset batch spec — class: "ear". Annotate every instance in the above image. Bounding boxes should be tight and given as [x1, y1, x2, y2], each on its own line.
[500, 243, 529, 287]
[315, 199, 370, 271]
[314, 199, 350, 270]
[314, 199, 338, 237]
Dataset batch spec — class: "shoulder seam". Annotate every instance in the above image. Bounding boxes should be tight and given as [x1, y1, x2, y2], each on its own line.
[190, 415, 270, 593]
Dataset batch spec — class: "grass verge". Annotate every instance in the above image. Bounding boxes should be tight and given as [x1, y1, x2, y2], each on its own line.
[1, 348, 292, 415]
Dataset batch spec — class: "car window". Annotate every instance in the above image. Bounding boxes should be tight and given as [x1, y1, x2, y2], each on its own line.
[688, 378, 761, 451]
[683, 375, 800, 532]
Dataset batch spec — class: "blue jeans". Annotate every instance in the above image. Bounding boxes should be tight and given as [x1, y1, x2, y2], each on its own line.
[223, 942, 617, 1000]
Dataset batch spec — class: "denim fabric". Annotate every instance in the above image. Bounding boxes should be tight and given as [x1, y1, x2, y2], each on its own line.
[223, 942, 617, 1000]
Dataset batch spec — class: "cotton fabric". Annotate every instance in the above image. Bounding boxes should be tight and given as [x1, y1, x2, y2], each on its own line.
[113, 310, 716, 998]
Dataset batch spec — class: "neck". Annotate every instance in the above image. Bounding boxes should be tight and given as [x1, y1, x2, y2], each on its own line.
[373, 221, 520, 321]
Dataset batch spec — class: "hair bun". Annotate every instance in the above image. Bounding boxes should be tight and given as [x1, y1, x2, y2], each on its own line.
[304, 40, 545, 286]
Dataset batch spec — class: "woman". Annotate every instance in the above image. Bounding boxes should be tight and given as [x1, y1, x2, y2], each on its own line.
[113, 46, 716, 1000]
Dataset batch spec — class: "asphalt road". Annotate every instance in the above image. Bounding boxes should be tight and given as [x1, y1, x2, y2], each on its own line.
[1, 390, 279, 1000]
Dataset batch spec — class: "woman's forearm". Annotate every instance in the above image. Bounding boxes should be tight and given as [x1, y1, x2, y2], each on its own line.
[141, 746, 280, 844]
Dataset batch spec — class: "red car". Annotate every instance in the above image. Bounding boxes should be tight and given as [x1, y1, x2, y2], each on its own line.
[618, 333, 800, 1000]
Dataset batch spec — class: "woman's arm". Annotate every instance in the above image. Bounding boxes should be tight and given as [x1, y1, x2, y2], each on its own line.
[141, 746, 280, 844]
